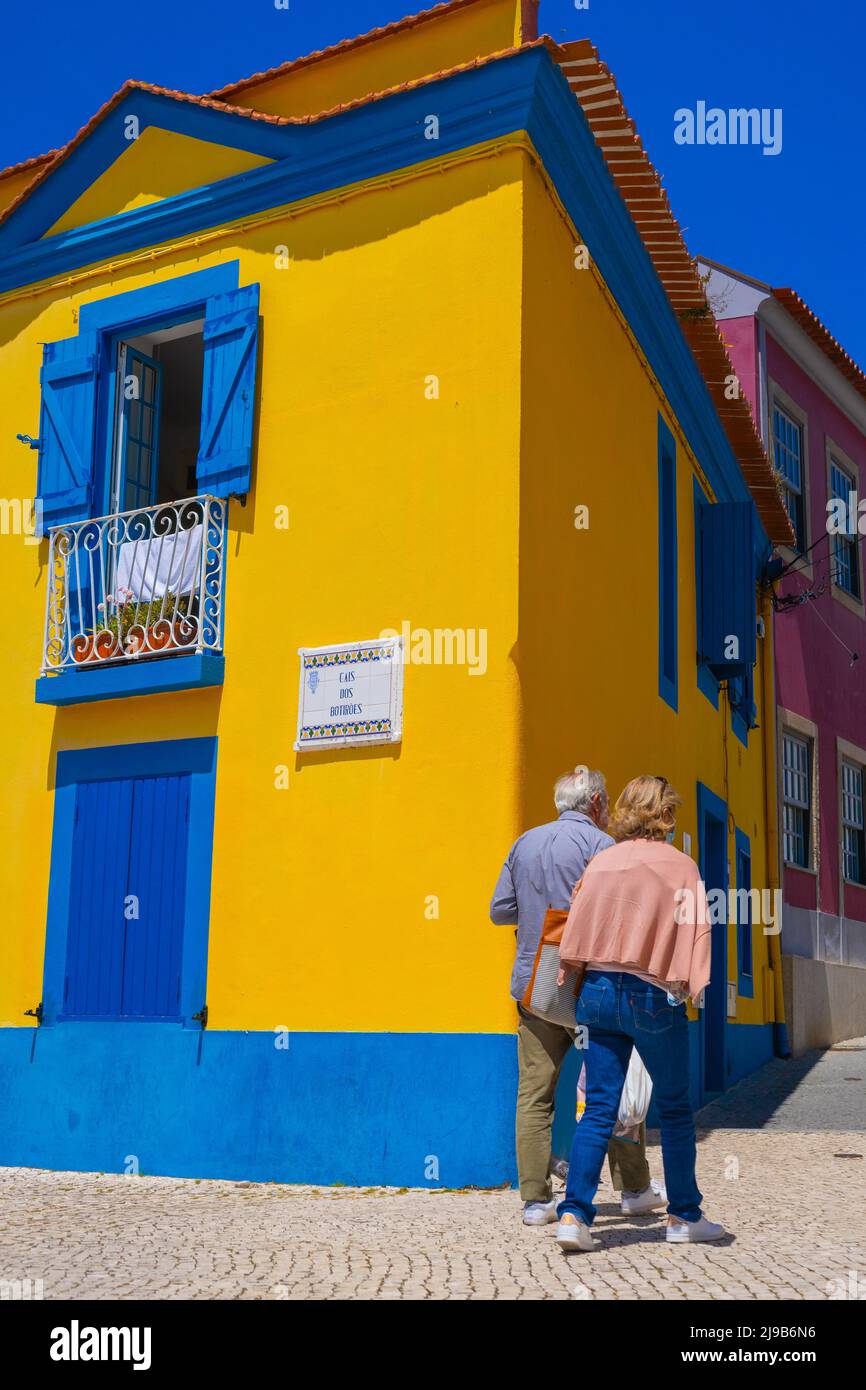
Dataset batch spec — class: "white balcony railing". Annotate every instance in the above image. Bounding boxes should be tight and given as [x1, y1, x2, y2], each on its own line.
[41, 495, 226, 676]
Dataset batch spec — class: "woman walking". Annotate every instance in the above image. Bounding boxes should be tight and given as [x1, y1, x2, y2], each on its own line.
[555, 775, 726, 1251]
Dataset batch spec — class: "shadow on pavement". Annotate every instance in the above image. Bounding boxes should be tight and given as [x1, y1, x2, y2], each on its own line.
[689, 1042, 866, 1133]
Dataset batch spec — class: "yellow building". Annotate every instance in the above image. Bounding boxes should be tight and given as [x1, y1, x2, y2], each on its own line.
[0, 0, 792, 1184]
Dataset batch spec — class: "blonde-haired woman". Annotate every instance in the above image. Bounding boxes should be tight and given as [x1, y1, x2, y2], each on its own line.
[554, 776, 726, 1251]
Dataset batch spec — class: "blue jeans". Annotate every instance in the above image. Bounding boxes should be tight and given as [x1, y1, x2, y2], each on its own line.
[557, 971, 702, 1225]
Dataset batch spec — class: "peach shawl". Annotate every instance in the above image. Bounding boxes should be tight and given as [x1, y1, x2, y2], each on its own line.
[559, 838, 712, 1000]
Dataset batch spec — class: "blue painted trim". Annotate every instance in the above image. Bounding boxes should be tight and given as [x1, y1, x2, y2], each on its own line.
[0, 92, 292, 252]
[0, 1025, 516, 1187]
[696, 780, 729, 1101]
[525, 54, 770, 555]
[0, 53, 540, 281]
[55, 738, 217, 784]
[35, 652, 224, 705]
[657, 415, 678, 712]
[79, 262, 239, 334]
[42, 738, 218, 1028]
[731, 692, 750, 749]
[693, 478, 721, 710]
[729, 665, 758, 750]
[86, 264, 238, 513]
[694, 482, 755, 745]
[96, 333, 119, 515]
[1, 48, 770, 553]
[697, 662, 721, 709]
[734, 826, 755, 998]
[89, 265, 240, 512]
[696, 783, 728, 843]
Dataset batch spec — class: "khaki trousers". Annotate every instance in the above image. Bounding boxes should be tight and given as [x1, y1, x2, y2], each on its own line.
[516, 1004, 651, 1203]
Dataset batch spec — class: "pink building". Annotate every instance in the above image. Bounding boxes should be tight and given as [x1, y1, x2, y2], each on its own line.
[700, 259, 866, 1051]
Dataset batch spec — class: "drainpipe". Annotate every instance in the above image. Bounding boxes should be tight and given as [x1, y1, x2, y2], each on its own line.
[758, 309, 790, 1052]
[760, 582, 791, 1056]
[757, 317, 769, 446]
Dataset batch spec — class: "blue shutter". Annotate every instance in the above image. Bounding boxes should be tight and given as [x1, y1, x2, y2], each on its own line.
[63, 778, 134, 1018]
[735, 828, 754, 998]
[698, 501, 756, 678]
[122, 775, 190, 1019]
[196, 283, 259, 498]
[36, 331, 99, 533]
[657, 417, 678, 711]
[63, 772, 190, 1020]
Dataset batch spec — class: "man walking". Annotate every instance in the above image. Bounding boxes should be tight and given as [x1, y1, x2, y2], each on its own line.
[490, 765, 665, 1225]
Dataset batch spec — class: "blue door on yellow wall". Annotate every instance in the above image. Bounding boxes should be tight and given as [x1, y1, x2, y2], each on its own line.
[61, 774, 190, 1020]
[697, 783, 728, 1098]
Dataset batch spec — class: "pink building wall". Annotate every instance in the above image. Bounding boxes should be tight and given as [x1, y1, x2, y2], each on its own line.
[718, 316, 759, 412]
[723, 315, 866, 932]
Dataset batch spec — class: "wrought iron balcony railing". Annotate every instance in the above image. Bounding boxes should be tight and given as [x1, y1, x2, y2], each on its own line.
[41, 495, 226, 676]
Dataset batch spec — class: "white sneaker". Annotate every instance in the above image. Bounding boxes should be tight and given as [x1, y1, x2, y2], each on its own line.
[666, 1215, 726, 1243]
[522, 1199, 558, 1226]
[621, 1178, 667, 1216]
[556, 1214, 598, 1251]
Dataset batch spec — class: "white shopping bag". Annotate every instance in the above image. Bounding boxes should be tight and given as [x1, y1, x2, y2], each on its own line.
[618, 1050, 652, 1131]
[575, 1050, 653, 1137]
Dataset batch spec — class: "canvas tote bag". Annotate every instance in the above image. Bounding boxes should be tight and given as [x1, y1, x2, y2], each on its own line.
[521, 907, 587, 1028]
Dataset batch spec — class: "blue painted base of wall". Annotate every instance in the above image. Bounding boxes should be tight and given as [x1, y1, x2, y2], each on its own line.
[553, 1023, 774, 1157]
[679, 1019, 774, 1118]
[638, 1021, 775, 1130]
[0, 1019, 776, 1186]
[725, 1020, 774, 1087]
[551, 1041, 583, 1163]
[0, 1025, 516, 1188]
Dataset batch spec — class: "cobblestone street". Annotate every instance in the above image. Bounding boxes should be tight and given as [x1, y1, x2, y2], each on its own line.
[2, 1040, 864, 1301]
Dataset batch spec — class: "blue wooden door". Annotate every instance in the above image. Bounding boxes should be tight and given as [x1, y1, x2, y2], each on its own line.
[122, 774, 189, 1018]
[64, 778, 133, 1018]
[63, 773, 190, 1020]
[698, 791, 728, 1098]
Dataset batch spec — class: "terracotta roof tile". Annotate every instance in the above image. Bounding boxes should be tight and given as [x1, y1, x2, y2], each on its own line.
[772, 286, 866, 403]
[0, 21, 798, 546]
[0, 82, 300, 229]
[556, 40, 793, 545]
[0, 43, 548, 231]
[1, 1, 533, 185]
[209, 0, 499, 101]
[0, 149, 58, 182]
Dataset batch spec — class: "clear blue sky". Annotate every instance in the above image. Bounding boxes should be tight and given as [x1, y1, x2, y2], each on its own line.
[5, 0, 864, 361]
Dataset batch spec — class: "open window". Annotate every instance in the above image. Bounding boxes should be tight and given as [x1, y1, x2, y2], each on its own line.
[35, 278, 259, 529]
[36, 275, 258, 678]
[110, 319, 205, 513]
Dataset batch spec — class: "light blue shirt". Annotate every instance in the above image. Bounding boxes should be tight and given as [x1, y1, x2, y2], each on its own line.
[490, 811, 615, 1001]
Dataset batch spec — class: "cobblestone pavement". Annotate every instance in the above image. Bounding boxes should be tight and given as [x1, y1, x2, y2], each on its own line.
[1, 1040, 864, 1300]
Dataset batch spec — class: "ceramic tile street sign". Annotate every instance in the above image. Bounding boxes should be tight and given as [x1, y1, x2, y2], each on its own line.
[294, 636, 404, 750]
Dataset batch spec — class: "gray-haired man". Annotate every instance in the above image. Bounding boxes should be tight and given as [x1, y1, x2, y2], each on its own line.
[490, 765, 665, 1225]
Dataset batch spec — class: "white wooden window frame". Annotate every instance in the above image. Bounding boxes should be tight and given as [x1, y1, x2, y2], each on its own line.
[769, 381, 811, 574]
[826, 437, 865, 619]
